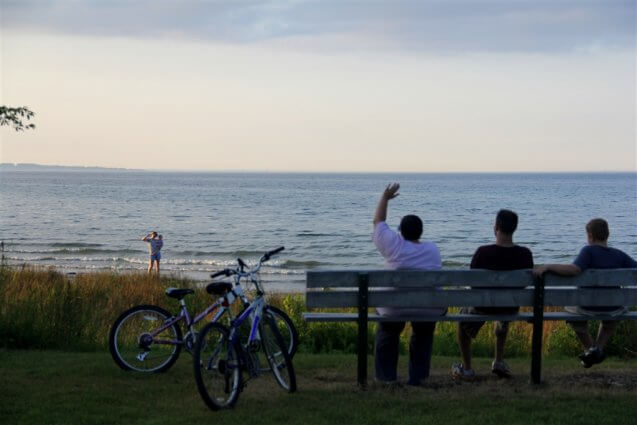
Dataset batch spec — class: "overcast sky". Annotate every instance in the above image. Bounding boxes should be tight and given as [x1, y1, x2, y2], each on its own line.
[1, 1, 635, 172]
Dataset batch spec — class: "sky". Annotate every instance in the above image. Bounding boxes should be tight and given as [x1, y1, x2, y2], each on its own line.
[1, 0, 636, 172]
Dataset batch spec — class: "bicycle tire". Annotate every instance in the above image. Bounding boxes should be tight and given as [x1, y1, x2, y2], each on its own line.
[193, 322, 242, 410]
[264, 306, 299, 358]
[260, 314, 297, 393]
[109, 304, 182, 373]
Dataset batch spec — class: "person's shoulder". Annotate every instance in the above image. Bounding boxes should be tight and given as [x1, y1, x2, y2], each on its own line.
[419, 240, 440, 252]
[373, 221, 393, 238]
[514, 245, 533, 255]
[608, 246, 636, 261]
[474, 244, 497, 254]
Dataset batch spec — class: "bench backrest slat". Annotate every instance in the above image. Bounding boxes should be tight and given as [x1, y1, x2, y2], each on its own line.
[544, 269, 637, 287]
[307, 269, 535, 288]
[306, 289, 533, 309]
[306, 287, 637, 309]
[367, 269, 535, 287]
[307, 269, 637, 289]
[306, 271, 360, 288]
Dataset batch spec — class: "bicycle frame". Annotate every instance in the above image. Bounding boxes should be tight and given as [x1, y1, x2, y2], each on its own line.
[228, 296, 266, 345]
[150, 297, 227, 346]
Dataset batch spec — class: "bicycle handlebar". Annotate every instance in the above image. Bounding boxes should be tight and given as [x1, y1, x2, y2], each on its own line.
[210, 269, 231, 278]
[210, 247, 285, 279]
[262, 246, 285, 262]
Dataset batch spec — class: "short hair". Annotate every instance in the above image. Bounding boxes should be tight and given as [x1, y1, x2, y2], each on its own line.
[586, 218, 609, 241]
[400, 215, 423, 241]
[495, 209, 518, 235]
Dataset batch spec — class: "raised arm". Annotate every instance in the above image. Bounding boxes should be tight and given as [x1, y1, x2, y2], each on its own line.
[373, 183, 400, 225]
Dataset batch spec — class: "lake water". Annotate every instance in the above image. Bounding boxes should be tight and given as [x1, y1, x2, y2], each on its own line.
[1, 171, 635, 291]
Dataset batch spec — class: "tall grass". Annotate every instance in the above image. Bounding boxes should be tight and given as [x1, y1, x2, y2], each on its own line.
[1, 266, 635, 357]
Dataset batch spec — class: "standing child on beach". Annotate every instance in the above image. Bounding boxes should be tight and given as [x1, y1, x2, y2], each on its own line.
[142, 231, 163, 274]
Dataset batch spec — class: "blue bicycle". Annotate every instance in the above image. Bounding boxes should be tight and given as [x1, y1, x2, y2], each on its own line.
[192, 247, 296, 410]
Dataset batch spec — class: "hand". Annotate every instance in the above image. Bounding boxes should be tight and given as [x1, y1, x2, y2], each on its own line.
[382, 183, 400, 201]
[532, 265, 548, 277]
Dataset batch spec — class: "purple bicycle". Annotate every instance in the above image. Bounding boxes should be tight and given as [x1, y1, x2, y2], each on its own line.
[108, 247, 297, 373]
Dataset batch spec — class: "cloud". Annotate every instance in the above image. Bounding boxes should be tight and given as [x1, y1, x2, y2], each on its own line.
[2, 0, 635, 54]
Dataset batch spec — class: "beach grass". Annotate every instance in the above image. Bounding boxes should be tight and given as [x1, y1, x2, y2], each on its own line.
[1, 349, 636, 425]
[1, 266, 636, 358]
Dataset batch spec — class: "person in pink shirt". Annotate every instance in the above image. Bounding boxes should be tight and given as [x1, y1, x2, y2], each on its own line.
[372, 183, 445, 386]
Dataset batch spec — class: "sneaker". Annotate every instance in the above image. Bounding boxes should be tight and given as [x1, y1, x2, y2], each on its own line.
[579, 347, 606, 368]
[491, 360, 512, 378]
[451, 363, 476, 382]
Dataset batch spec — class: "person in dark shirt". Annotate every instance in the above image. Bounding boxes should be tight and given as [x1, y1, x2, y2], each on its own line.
[534, 218, 637, 368]
[452, 209, 534, 381]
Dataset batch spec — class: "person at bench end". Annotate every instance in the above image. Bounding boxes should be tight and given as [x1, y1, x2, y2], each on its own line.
[452, 209, 533, 381]
[534, 218, 637, 368]
[373, 183, 445, 386]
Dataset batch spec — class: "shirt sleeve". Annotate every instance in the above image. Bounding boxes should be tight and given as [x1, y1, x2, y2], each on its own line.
[573, 246, 592, 270]
[526, 248, 534, 268]
[373, 221, 401, 259]
[469, 247, 482, 269]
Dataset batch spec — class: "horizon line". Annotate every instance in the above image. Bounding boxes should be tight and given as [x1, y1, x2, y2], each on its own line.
[1, 162, 636, 174]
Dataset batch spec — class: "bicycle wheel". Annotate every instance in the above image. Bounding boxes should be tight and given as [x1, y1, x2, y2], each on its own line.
[109, 305, 182, 373]
[264, 306, 298, 358]
[193, 322, 242, 410]
[260, 314, 296, 392]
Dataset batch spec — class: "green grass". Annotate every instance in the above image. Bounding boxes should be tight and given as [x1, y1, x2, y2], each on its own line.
[1, 350, 636, 425]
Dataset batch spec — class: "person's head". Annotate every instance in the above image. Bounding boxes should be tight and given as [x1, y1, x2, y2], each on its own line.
[150, 231, 158, 238]
[158, 234, 163, 240]
[586, 218, 609, 244]
[399, 214, 423, 242]
[494, 209, 518, 236]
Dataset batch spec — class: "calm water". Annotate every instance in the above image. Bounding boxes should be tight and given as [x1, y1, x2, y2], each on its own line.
[1, 171, 636, 290]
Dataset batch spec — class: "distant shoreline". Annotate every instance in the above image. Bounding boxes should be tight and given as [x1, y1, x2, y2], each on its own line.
[1, 163, 635, 174]
[0, 262, 305, 293]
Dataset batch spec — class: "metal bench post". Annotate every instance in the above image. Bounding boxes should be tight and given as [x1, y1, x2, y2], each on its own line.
[531, 275, 545, 384]
[357, 273, 369, 387]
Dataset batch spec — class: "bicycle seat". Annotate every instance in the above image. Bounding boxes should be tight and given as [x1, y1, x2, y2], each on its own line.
[206, 281, 233, 296]
[165, 287, 195, 300]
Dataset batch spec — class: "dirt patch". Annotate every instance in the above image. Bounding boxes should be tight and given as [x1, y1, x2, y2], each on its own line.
[557, 372, 637, 391]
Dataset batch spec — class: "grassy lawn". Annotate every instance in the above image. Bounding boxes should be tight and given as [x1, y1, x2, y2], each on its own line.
[1, 350, 636, 425]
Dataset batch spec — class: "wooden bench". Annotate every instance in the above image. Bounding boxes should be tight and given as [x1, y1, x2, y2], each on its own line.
[303, 268, 637, 386]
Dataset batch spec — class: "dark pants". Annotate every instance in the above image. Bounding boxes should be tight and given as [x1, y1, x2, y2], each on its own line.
[374, 321, 436, 385]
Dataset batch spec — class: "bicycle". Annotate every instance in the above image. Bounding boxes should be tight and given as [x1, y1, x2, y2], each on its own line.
[109, 247, 297, 373]
[192, 248, 297, 410]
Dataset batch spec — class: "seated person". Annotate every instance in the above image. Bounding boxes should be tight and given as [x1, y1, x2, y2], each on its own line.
[372, 183, 445, 386]
[534, 218, 637, 367]
[453, 209, 533, 381]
